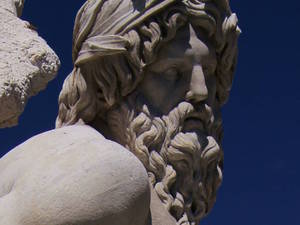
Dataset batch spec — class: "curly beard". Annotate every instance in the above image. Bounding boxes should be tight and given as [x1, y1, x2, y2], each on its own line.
[107, 99, 223, 225]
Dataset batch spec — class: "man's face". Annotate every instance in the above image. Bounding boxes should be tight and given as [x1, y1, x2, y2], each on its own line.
[107, 22, 223, 223]
[55, 1, 238, 221]
[137, 22, 218, 131]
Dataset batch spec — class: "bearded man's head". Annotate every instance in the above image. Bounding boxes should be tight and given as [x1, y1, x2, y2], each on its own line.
[56, 0, 240, 224]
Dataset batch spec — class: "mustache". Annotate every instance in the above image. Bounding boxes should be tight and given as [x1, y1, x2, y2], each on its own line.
[139, 101, 214, 131]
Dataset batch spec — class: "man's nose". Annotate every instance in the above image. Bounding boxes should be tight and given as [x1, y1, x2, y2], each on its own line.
[185, 64, 208, 103]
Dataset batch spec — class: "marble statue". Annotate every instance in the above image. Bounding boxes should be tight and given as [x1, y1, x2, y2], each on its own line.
[0, 0, 60, 127]
[0, 0, 240, 224]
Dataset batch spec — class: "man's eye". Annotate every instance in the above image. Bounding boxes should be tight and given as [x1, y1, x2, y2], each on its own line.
[163, 67, 180, 82]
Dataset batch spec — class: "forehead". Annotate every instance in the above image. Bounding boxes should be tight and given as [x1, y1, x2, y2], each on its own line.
[148, 23, 216, 70]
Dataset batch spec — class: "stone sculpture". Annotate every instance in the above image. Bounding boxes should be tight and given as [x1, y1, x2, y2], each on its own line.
[0, 0, 60, 128]
[0, 0, 240, 224]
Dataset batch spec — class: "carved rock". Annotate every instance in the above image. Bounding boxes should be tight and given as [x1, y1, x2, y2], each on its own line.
[0, 125, 150, 225]
[0, 0, 60, 128]
[0, 0, 240, 224]
[56, 0, 240, 224]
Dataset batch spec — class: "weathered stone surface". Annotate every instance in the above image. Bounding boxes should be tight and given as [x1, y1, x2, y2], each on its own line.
[0, 0, 24, 17]
[0, 125, 150, 225]
[0, 0, 60, 128]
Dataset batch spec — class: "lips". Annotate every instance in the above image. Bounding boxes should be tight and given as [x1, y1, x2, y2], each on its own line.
[182, 103, 214, 133]
[183, 117, 205, 133]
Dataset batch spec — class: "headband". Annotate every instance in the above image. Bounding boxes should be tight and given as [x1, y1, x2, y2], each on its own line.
[73, 0, 179, 65]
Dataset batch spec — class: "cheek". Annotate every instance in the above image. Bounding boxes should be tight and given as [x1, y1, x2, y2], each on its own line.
[137, 73, 172, 110]
[141, 74, 169, 96]
[137, 73, 190, 115]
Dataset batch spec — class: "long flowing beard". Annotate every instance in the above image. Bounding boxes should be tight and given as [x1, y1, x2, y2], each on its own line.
[107, 101, 223, 225]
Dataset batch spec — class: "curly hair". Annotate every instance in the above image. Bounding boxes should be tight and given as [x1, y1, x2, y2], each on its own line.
[56, 0, 240, 128]
[106, 98, 223, 224]
[56, 1, 240, 224]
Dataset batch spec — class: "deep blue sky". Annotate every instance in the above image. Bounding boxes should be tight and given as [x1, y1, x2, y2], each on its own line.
[1, 1, 300, 225]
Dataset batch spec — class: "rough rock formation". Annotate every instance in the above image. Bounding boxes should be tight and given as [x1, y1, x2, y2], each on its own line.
[0, 0, 60, 128]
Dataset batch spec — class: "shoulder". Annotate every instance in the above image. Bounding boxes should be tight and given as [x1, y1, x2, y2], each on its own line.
[0, 125, 150, 225]
[0, 125, 148, 188]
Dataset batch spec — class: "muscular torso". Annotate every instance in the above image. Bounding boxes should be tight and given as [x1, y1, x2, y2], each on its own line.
[0, 125, 152, 225]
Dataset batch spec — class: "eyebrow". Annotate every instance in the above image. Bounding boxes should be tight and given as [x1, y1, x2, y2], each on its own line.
[147, 58, 188, 73]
